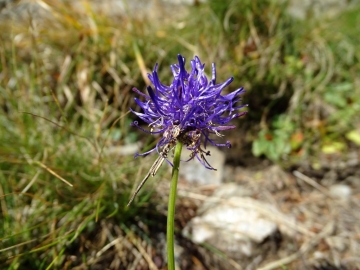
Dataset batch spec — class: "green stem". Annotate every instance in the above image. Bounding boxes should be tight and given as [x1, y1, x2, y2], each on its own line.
[167, 141, 183, 270]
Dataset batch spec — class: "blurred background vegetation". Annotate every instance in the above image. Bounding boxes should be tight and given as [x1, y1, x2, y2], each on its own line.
[0, 0, 359, 269]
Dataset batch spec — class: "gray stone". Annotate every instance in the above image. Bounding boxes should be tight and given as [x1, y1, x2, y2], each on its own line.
[183, 184, 278, 258]
[286, 0, 358, 20]
[329, 184, 352, 200]
[106, 143, 140, 156]
[179, 146, 225, 185]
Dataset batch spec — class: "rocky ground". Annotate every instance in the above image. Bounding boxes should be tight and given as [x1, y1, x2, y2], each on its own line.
[67, 147, 360, 270]
[151, 147, 360, 270]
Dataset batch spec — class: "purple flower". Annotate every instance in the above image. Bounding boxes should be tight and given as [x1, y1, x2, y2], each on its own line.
[131, 54, 246, 170]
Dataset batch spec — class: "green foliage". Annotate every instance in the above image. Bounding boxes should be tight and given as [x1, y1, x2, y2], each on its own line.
[252, 115, 295, 161]
[248, 4, 360, 162]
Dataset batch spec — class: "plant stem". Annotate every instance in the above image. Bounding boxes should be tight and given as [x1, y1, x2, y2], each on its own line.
[167, 141, 183, 270]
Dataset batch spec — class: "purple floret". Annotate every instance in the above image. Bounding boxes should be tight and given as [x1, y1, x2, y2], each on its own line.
[131, 54, 247, 169]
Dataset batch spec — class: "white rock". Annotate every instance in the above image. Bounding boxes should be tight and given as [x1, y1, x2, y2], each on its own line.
[313, 251, 326, 260]
[329, 184, 352, 200]
[183, 184, 278, 258]
[106, 143, 140, 156]
[286, 0, 352, 20]
[190, 203, 277, 244]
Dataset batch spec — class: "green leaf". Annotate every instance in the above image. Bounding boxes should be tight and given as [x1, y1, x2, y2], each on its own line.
[252, 139, 265, 157]
[321, 141, 346, 154]
[346, 130, 360, 145]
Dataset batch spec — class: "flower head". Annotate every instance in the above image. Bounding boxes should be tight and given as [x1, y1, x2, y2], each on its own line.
[131, 54, 246, 169]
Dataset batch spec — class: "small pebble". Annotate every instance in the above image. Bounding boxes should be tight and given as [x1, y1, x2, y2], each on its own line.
[329, 184, 352, 200]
